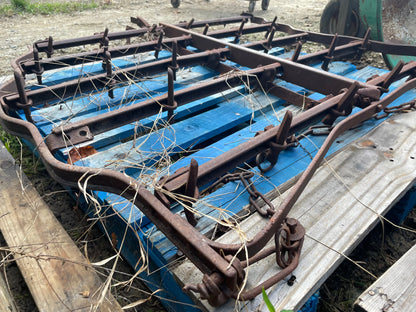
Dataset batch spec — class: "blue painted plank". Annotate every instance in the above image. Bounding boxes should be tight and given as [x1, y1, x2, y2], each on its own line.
[77, 104, 253, 171]
[31, 65, 217, 128]
[26, 50, 173, 89]
[81, 104, 254, 224]
[145, 65, 416, 263]
[84, 62, 358, 240]
[97, 84, 313, 228]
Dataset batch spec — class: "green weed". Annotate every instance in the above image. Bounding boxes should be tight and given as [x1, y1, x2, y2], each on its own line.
[262, 287, 294, 312]
[1, 1, 98, 15]
[11, 0, 29, 10]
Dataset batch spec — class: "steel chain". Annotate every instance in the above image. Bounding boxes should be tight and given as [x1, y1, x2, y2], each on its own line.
[375, 100, 416, 120]
[204, 172, 276, 217]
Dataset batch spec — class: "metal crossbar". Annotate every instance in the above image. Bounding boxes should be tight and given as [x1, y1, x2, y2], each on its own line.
[1, 14, 416, 307]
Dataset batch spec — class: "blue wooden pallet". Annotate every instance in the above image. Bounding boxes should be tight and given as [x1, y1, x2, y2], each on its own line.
[14, 43, 416, 312]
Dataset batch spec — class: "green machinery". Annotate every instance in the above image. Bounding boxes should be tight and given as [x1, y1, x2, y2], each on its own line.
[320, 0, 416, 68]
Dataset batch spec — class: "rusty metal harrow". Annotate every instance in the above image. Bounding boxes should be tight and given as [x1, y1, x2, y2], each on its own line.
[1, 14, 416, 307]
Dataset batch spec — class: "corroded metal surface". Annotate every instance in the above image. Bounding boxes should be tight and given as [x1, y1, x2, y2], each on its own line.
[1, 14, 416, 306]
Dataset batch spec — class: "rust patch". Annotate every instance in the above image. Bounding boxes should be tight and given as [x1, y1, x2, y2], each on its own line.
[67, 146, 98, 164]
[360, 140, 376, 148]
[384, 152, 394, 159]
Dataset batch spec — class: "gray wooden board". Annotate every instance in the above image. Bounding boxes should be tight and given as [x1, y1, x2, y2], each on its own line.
[0, 142, 123, 312]
[354, 243, 416, 312]
[173, 110, 416, 312]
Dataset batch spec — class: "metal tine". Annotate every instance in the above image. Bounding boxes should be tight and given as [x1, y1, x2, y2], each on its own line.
[154, 32, 164, 59]
[233, 19, 247, 43]
[46, 36, 54, 58]
[291, 41, 303, 62]
[321, 33, 338, 71]
[32, 47, 44, 85]
[264, 26, 276, 53]
[256, 110, 293, 173]
[148, 24, 157, 35]
[356, 28, 371, 60]
[380, 60, 405, 93]
[104, 51, 114, 99]
[203, 24, 209, 35]
[101, 29, 110, 71]
[184, 158, 199, 226]
[186, 18, 195, 29]
[322, 81, 360, 125]
[265, 16, 277, 39]
[170, 40, 179, 81]
[167, 67, 178, 122]
[100, 28, 109, 49]
[13, 71, 34, 123]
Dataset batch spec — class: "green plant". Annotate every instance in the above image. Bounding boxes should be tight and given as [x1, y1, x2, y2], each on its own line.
[262, 287, 294, 312]
[262, 287, 276, 312]
[11, 0, 29, 10]
[1, 1, 98, 16]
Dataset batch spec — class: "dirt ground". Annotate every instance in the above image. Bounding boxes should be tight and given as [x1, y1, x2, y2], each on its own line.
[1, 1, 416, 311]
[0, 0, 328, 76]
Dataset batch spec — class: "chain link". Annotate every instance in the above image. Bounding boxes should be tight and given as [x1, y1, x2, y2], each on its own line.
[204, 172, 276, 217]
[375, 100, 416, 120]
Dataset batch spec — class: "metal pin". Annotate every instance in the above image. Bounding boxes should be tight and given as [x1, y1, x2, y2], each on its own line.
[264, 27, 276, 53]
[100, 28, 109, 49]
[203, 24, 209, 35]
[154, 33, 163, 59]
[184, 158, 199, 226]
[186, 18, 195, 29]
[170, 40, 178, 81]
[321, 34, 338, 71]
[14, 71, 33, 123]
[265, 16, 277, 39]
[167, 67, 177, 122]
[291, 41, 303, 62]
[104, 51, 114, 99]
[356, 28, 371, 60]
[32, 47, 44, 85]
[380, 60, 404, 94]
[46, 36, 54, 58]
[233, 19, 246, 43]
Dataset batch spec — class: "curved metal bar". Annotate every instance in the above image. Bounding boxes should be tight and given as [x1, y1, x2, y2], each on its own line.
[206, 77, 416, 257]
[2, 18, 416, 307]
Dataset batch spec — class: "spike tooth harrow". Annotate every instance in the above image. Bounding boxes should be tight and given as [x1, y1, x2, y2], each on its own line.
[1, 15, 416, 306]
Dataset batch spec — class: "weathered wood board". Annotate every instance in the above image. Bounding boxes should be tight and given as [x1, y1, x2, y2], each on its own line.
[173, 110, 416, 312]
[0, 142, 123, 312]
[354, 243, 416, 312]
[5, 36, 416, 312]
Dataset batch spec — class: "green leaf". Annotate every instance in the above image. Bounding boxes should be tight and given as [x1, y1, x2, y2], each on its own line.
[262, 287, 276, 312]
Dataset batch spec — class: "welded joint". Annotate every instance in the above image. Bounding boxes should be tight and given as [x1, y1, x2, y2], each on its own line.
[255, 110, 293, 173]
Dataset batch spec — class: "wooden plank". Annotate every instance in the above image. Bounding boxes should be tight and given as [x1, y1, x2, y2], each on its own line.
[31, 65, 216, 130]
[173, 109, 416, 312]
[0, 142, 123, 312]
[78, 103, 254, 171]
[0, 271, 17, 312]
[97, 61, 357, 234]
[145, 65, 400, 263]
[354, 243, 416, 312]
[26, 50, 170, 89]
